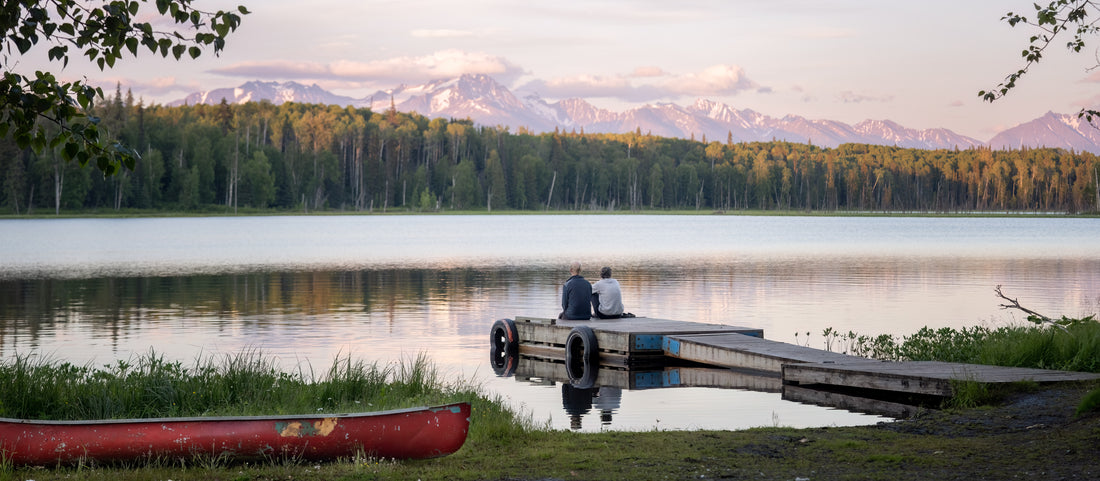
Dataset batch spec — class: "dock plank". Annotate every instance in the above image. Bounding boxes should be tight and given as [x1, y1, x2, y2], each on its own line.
[783, 361, 1100, 396]
[665, 332, 866, 373]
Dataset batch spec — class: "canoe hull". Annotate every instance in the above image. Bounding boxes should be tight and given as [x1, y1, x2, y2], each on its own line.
[0, 402, 470, 466]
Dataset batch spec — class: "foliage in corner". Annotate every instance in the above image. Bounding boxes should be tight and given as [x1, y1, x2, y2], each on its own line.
[0, 0, 249, 175]
[980, 1, 1100, 123]
[1076, 386, 1100, 415]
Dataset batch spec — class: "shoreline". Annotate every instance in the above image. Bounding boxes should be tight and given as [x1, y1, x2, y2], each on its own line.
[6, 383, 1097, 480]
[2, 208, 1096, 220]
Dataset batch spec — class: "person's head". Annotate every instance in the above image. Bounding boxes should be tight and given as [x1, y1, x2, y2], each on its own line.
[600, 266, 612, 279]
[569, 261, 582, 275]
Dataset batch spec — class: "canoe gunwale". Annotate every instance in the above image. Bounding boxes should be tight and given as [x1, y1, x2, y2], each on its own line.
[0, 402, 467, 426]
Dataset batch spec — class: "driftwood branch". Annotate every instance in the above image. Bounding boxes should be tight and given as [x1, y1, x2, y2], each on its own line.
[994, 285, 1068, 331]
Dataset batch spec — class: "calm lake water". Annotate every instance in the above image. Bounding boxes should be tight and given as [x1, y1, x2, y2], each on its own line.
[1, 215, 1098, 431]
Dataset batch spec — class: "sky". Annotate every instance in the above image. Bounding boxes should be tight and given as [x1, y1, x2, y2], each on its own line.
[15, 0, 1100, 141]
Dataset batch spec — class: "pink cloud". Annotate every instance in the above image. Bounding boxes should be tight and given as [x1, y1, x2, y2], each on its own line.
[667, 65, 756, 96]
[521, 64, 760, 102]
[631, 66, 667, 78]
[210, 50, 525, 86]
[837, 90, 893, 104]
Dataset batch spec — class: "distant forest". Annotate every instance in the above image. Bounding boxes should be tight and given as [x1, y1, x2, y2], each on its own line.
[2, 88, 1099, 214]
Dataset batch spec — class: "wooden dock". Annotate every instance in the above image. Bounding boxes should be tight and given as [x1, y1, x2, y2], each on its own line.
[506, 316, 1100, 399]
[514, 316, 763, 368]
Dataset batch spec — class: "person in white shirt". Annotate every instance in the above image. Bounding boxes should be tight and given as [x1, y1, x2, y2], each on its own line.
[590, 266, 624, 319]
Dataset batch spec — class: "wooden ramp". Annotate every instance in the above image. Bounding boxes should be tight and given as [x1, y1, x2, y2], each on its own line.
[784, 360, 1100, 397]
[663, 332, 864, 373]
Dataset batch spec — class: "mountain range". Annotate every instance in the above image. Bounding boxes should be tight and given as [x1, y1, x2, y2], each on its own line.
[169, 74, 1100, 154]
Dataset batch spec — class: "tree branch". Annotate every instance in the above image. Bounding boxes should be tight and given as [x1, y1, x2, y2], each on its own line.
[994, 285, 1069, 332]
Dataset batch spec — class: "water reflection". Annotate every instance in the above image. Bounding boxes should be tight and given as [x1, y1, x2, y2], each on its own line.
[5, 258, 1096, 362]
[502, 352, 925, 429]
[1, 215, 1098, 431]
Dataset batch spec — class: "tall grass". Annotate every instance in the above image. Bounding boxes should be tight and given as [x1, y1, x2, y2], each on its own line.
[0, 349, 522, 427]
[818, 321, 1100, 373]
[0, 349, 540, 473]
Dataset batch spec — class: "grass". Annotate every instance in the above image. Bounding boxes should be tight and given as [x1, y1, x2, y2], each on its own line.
[817, 321, 1100, 373]
[0, 349, 537, 440]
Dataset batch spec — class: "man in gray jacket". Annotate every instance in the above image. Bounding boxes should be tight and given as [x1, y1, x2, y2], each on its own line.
[591, 266, 624, 319]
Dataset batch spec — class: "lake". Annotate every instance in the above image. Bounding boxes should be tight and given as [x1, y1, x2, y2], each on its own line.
[1, 214, 1097, 431]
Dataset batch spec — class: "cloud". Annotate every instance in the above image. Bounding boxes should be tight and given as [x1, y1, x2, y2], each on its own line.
[521, 64, 760, 102]
[1081, 71, 1100, 83]
[631, 66, 667, 78]
[1073, 92, 1100, 111]
[520, 75, 665, 102]
[837, 90, 893, 104]
[669, 64, 756, 96]
[84, 76, 200, 100]
[209, 49, 526, 87]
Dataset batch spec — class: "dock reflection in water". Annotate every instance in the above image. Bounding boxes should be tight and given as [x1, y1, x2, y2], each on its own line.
[493, 350, 922, 429]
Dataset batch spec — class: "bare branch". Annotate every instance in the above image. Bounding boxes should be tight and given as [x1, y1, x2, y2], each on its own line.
[994, 285, 1069, 332]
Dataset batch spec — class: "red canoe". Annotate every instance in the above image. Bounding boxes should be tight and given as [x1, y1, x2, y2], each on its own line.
[0, 402, 470, 466]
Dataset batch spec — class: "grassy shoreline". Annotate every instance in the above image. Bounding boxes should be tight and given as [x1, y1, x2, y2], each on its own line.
[3, 321, 1099, 479]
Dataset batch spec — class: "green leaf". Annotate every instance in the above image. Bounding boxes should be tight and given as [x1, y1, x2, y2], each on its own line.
[63, 141, 80, 161]
[14, 37, 32, 54]
[48, 46, 68, 61]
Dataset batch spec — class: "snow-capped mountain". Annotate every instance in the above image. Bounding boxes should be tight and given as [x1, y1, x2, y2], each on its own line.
[988, 111, 1100, 153]
[362, 74, 550, 131]
[169, 75, 1100, 153]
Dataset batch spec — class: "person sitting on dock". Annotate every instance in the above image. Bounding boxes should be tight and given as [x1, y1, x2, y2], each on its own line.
[559, 261, 592, 320]
[591, 266, 624, 319]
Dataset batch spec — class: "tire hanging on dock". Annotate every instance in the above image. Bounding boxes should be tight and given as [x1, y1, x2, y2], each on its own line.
[489, 318, 518, 376]
[565, 325, 599, 389]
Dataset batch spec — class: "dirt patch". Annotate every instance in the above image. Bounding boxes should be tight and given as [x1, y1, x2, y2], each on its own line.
[881, 383, 1095, 437]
